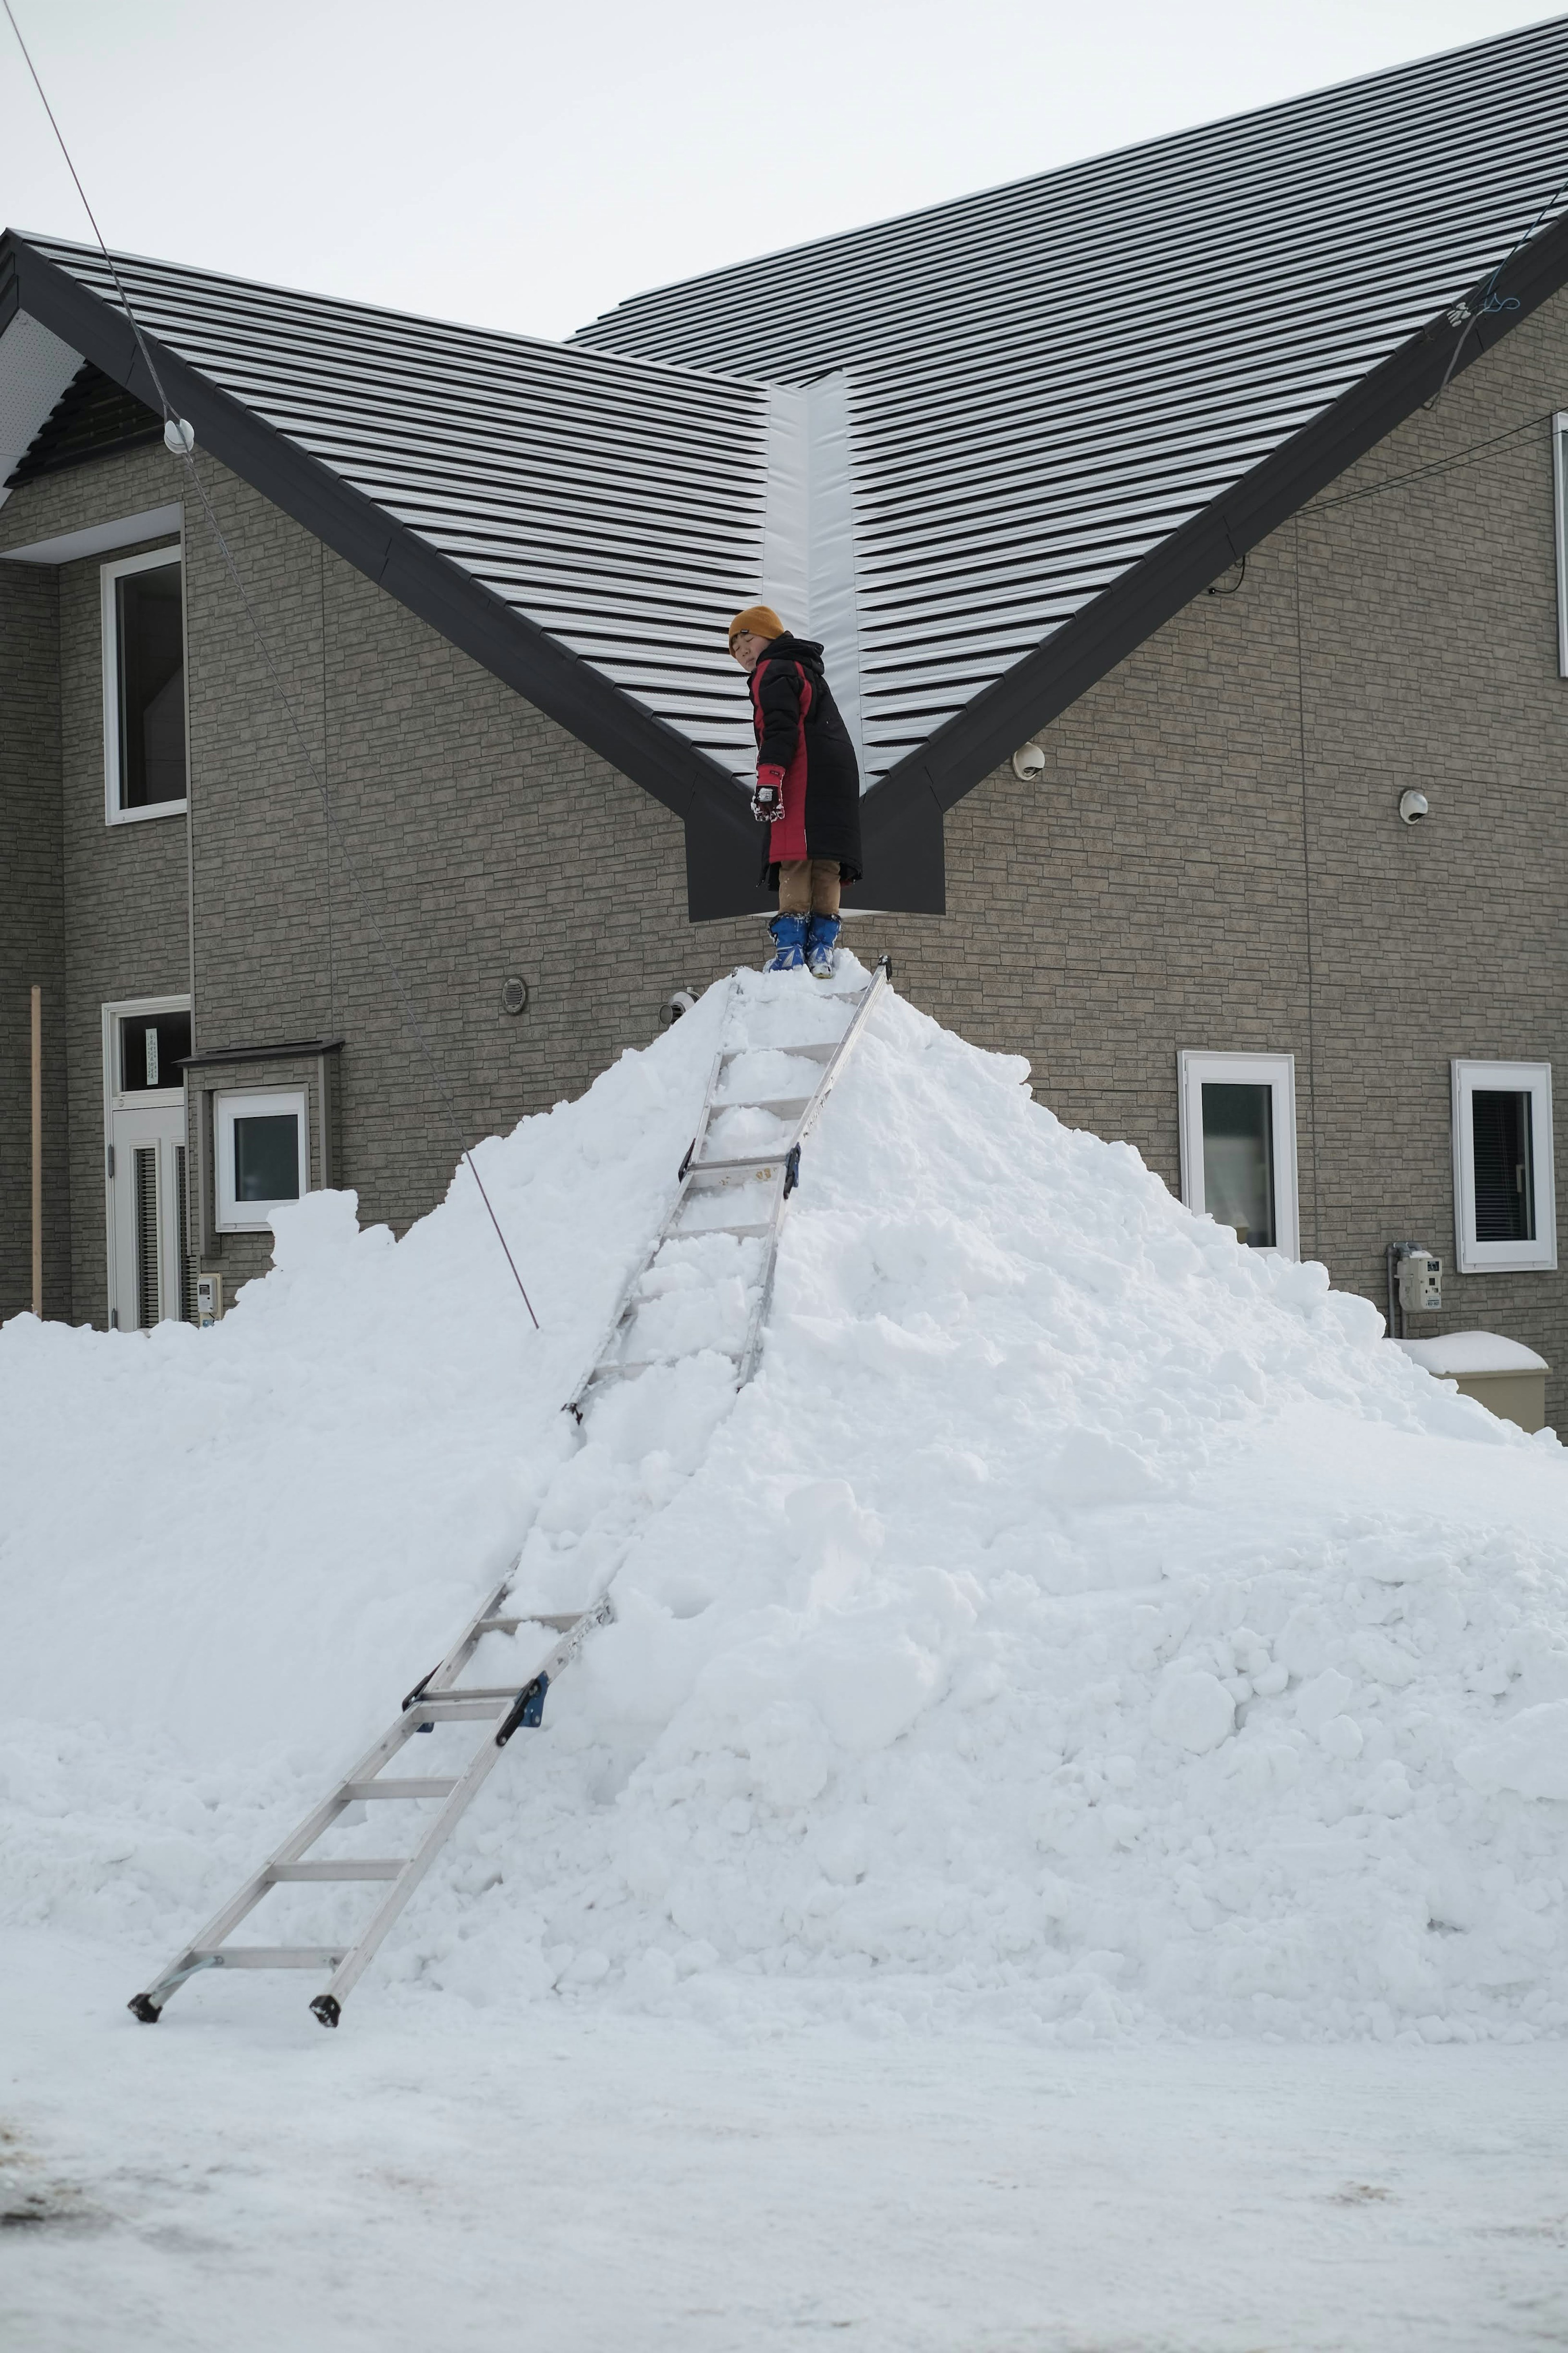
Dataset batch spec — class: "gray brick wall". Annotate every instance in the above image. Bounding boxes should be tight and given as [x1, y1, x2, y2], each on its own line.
[0, 560, 69, 1320]
[4, 290, 1567, 1428]
[866, 285, 1568, 1424]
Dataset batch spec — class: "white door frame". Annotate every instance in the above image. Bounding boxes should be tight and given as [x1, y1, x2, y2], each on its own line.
[102, 993, 192, 1326]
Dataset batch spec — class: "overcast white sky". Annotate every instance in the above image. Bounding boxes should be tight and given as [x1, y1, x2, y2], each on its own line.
[1, 1, 1560, 343]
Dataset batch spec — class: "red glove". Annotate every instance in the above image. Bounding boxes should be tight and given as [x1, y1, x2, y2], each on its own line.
[751, 764, 785, 824]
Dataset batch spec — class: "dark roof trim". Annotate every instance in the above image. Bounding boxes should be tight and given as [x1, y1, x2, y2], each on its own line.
[177, 1036, 345, 1069]
[861, 205, 1568, 828]
[1, 234, 792, 921]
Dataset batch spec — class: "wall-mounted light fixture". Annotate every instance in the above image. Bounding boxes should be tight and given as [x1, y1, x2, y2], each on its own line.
[1012, 743, 1046, 782]
[1398, 790, 1430, 825]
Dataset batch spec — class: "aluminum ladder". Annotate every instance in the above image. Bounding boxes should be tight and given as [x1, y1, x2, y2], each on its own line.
[129, 955, 891, 2030]
[572, 953, 890, 1407]
[129, 1586, 614, 2028]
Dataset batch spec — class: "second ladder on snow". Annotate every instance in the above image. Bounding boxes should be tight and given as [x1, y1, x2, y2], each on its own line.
[573, 953, 891, 1412]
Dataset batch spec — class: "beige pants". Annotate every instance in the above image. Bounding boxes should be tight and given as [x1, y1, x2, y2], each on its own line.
[778, 858, 842, 917]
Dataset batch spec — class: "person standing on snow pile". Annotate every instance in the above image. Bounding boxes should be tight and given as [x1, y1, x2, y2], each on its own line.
[728, 604, 863, 977]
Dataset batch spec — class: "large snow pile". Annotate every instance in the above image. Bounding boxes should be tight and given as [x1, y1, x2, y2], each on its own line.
[4, 961, 1568, 2046]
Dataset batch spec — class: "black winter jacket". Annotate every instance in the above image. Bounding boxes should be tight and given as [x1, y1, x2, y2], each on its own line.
[748, 633, 863, 886]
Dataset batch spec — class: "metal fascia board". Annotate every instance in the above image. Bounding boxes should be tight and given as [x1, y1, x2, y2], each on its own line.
[3, 235, 744, 846]
[862, 206, 1568, 823]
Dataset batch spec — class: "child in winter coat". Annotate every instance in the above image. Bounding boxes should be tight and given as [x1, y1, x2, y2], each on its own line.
[728, 604, 863, 976]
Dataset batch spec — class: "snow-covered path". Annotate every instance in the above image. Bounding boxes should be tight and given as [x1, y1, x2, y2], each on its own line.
[5, 1927, 1566, 2352]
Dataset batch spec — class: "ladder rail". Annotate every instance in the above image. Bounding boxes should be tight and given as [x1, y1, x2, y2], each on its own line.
[568, 986, 739, 1415]
[736, 957, 890, 1385]
[582, 958, 889, 1404]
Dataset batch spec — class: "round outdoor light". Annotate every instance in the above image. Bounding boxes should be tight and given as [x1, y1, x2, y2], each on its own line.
[1012, 742, 1046, 782]
[1398, 789, 1430, 825]
[500, 975, 530, 1016]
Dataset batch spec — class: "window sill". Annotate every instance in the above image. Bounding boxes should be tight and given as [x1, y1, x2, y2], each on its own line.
[107, 800, 188, 828]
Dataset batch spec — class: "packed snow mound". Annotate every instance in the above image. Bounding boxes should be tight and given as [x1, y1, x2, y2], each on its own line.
[4, 959, 1568, 2046]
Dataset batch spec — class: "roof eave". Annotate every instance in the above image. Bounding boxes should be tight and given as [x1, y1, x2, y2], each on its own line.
[860, 203, 1568, 842]
[2, 232, 778, 921]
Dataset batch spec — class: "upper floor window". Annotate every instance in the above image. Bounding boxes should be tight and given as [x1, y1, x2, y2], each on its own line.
[102, 546, 186, 823]
[1451, 1059, 1557, 1273]
[1178, 1049, 1301, 1257]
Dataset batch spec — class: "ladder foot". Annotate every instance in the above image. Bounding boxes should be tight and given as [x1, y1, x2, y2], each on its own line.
[127, 1992, 163, 2023]
[310, 1993, 341, 2030]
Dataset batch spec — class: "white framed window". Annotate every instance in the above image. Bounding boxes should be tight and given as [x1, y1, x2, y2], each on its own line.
[102, 544, 187, 825]
[215, 1088, 309, 1233]
[1555, 413, 1568, 680]
[1451, 1059, 1556, 1274]
[1178, 1051, 1300, 1258]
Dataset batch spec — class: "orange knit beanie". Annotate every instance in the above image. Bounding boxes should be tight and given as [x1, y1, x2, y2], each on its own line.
[728, 603, 785, 646]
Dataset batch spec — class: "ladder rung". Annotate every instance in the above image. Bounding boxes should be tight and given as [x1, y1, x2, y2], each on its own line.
[687, 1155, 785, 1177]
[477, 1613, 581, 1635]
[343, 1779, 456, 1800]
[406, 1696, 508, 1720]
[194, 1946, 347, 1969]
[590, 1349, 740, 1381]
[436, 1684, 555, 1701]
[720, 1038, 835, 1064]
[714, 1094, 811, 1116]
[670, 1224, 773, 1241]
[269, 1860, 405, 1881]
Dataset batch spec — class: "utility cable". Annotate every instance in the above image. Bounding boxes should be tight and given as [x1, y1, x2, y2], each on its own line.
[1424, 173, 1568, 410]
[1306, 408, 1556, 515]
[4, 0, 539, 1326]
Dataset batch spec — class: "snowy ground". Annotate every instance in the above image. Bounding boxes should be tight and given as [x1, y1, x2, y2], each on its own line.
[6, 961, 1568, 2345]
[6, 1928, 1568, 2352]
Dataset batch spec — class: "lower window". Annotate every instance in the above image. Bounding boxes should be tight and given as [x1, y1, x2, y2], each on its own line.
[1178, 1051, 1300, 1257]
[1451, 1060, 1556, 1273]
[215, 1088, 309, 1232]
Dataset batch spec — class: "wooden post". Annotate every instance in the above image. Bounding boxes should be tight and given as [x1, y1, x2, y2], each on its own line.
[30, 985, 42, 1318]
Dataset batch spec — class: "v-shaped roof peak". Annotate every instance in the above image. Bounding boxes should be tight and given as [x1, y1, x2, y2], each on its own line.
[3, 16, 1568, 918]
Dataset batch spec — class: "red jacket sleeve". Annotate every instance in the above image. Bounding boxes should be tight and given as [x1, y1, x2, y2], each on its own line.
[753, 657, 802, 775]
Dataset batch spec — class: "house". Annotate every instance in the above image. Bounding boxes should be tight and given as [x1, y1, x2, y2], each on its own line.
[4, 18, 1568, 1418]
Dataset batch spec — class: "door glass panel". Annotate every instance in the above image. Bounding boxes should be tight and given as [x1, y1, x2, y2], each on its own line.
[233, 1113, 300, 1203]
[1201, 1082, 1276, 1247]
[119, 1010, 191, 1092]
[133, 1145, 160, 1329]
[116, 564, 186, 808]
[1472, 1090, 1535, 1241]
[175, 1143, 195, 1323]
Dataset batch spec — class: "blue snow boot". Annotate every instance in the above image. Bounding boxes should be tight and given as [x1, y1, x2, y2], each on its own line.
[765, 913, 808, 971]
[805, 913, 842, 979]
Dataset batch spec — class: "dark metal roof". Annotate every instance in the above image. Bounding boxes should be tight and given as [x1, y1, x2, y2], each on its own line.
[3, 19, 1568, 918]
[4, 237, 771, 780]
[576, 16, 1568, 798]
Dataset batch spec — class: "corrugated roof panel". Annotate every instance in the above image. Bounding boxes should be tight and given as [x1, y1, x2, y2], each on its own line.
[20, 236, 769, 776]
[576, 17, 1568, 777]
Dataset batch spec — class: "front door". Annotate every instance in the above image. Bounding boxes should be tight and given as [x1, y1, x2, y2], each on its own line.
[105, 1000, 193, 1330]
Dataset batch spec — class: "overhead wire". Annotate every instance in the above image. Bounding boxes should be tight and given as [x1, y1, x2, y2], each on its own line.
[1306, 408, 1557, 515]
[3, 0, 539, 1327]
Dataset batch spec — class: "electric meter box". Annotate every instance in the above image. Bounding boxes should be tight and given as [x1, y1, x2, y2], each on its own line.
[1396, 1250, 1442, 1314]
[196, 1273, 224, 1328]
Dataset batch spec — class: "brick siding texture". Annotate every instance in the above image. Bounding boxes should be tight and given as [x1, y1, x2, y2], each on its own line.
[0, 561, 69, 1319]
